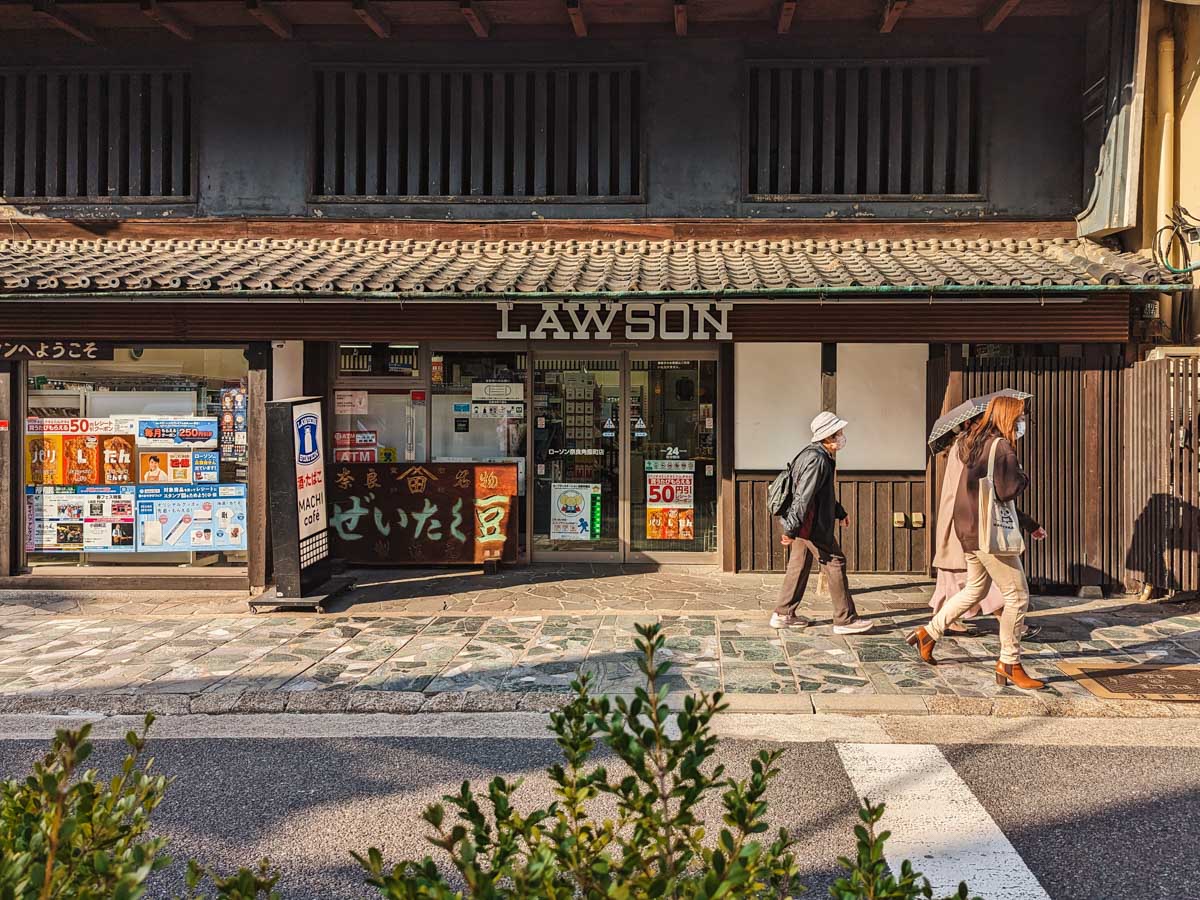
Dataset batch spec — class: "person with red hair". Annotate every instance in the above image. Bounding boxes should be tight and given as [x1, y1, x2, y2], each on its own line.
[908, 395, 1047, 690]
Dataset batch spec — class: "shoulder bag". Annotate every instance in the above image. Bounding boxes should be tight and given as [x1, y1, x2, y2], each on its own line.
[978, 438, 1025, 556]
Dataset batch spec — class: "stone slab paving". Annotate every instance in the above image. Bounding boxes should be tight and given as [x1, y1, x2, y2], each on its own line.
[0, 567, 1199, 718]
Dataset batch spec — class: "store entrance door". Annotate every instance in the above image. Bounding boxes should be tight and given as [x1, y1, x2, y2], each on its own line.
[530, 350, 719, 564]
[531, 354, 622, 560]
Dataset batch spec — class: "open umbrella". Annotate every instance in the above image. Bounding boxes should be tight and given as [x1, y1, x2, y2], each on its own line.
[927, 388, 1033, 454]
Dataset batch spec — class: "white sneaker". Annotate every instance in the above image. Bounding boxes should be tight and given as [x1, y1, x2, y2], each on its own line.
[769, 613, 809, 629]
[832, 619, 873, 635]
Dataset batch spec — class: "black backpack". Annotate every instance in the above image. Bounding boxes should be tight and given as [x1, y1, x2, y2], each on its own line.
[767, 451, 802, 516]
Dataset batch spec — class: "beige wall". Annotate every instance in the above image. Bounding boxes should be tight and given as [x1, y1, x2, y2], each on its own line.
[734, 342, 927, 472]
[734, 342, 821, 470]
[835, 344, 928, 472]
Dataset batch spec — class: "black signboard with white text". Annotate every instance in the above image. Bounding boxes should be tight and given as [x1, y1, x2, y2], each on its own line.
[266, 396, 331, 599]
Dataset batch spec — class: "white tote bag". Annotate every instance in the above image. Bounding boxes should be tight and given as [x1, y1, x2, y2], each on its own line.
[978, 438, 1025, 557]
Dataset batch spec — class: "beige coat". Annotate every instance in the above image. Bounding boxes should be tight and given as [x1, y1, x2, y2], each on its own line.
[933, 445, 970, 571]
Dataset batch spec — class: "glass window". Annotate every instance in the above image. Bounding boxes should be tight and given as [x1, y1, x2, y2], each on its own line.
[332, 391, 427, 464]
[629, 359, 718, 553]
[24, 346, 250, 568]
[531, 358, 620, 553]
[337, 343, 420, 377]
[431, 351, 527, 552]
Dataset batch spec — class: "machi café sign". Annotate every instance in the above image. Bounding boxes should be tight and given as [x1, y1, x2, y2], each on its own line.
[495, 301, 734, 341]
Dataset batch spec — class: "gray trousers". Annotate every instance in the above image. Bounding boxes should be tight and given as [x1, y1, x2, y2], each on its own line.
[773, 537, 858, 626]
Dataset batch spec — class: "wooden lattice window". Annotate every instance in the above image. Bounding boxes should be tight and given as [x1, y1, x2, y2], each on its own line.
[0, 69, 193, 202]
[745, 61, 984, 200]
[312, 66, 643, 201]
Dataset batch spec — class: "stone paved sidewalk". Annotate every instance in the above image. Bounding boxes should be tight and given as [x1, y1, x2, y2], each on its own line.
[1, 567, 1199, 719]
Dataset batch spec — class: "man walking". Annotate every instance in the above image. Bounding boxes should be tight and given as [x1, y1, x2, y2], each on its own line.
[769, 412, 872, 634]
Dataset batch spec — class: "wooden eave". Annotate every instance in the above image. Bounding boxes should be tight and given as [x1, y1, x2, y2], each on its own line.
[0, 0, 1101, 43]
[1, 216, 1086, 244]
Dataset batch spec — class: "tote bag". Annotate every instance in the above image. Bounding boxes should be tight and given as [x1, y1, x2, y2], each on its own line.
[978, 438, 1025, 556]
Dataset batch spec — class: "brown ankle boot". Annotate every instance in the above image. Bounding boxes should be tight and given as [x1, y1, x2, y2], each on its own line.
[905, 626, 937, 665]
[995, 661, 1045, 691]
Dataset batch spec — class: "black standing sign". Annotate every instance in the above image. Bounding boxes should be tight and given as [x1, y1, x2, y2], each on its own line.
[265, 396, 332, 601]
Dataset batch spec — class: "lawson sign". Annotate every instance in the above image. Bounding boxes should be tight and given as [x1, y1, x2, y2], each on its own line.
[495, 301, 733, 341]
[291, 401, 326, 541]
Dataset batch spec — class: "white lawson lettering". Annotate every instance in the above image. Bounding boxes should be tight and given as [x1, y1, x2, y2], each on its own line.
[495, 301, 733, 341]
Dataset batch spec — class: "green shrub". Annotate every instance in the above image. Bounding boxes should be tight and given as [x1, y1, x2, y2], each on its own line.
[356, 623, 981, 900]
[0, 714, 169, 900]
[831, 800, 978, 900]
[0, 713, 277, 900]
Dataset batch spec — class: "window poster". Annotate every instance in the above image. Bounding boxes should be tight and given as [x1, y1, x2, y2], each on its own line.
[645, 470, 695, 541]
[25, 486, 136, 553]
[192, 451, 220, 484]
[62, 434, 101, 485]
[551, 483, 602, 541]
[139, 451, 193, 484]
[220, 388, 249, 464]
[100, 435, 136, 485]
[135, 484, 248, 552]
[25, 434, 62, 485]
[135, 418, 219, 450]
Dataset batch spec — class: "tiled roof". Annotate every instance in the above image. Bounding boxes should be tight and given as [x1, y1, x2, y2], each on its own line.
[0, 236, 1184, 296]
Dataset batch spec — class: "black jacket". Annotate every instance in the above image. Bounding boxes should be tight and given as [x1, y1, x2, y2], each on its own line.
[780, 443, 847, 544]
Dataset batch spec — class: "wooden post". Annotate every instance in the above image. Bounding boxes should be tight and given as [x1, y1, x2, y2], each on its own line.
[1081, 344, 1105, 595]
[247, 344, 270, 593]
[0, 363, 13, 577]
[820, 343, 837, 412]
[719, 343, 736, 572]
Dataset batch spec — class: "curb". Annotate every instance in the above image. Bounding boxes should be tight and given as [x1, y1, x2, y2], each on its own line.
[0, 690, 1196, 719]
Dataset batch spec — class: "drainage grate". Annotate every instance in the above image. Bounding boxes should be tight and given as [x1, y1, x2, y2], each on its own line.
[1056, 662, 1200, 702]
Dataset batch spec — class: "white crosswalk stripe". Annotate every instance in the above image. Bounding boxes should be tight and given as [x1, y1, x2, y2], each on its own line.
[836, 742, 1051, 900]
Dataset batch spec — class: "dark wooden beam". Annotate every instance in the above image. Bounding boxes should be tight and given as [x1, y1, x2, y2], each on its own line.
[140, 0, 193, 40]
[352, 0, 392, 38]
[460, 0, 490, 38]
[879, 0, 909, 33]
[31, 1, 97, 44]
[245, 0, 293, 39]
[674, 1, 687, 36]
[566, 0, 586, 37]
[777, 0, 797, 35]
[981, 0, 1023, 32]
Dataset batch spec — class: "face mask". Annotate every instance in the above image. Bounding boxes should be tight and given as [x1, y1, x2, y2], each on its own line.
[1015, 419, 1026, 440]
[834, 433, 848, 450]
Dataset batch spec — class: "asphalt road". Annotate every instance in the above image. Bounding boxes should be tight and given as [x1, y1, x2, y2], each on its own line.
[0, 714, 1196, 900]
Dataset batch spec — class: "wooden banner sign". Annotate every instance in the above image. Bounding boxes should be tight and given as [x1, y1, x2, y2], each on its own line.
[328, 462, 518, 565]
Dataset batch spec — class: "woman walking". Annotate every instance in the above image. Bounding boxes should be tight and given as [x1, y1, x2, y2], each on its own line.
[930, 433, 1004, 635]
[908, 395, 1047, 690]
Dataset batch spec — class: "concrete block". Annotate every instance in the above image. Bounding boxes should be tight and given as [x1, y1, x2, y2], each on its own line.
[811, 694, 928, 716]
[189, 692, 245, 715]
[925, 695, 994, 717]
[518, 691, 572, 712]
[284, 691, 350, 714]
[719, 693, 815, 714]
[346, 691, 425, 714]
[461, 691, 522, 713]
[230, 691, 289, 714]
[420, 692, 466, 713]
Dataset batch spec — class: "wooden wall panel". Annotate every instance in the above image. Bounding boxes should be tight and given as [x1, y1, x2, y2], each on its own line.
[735, 471, 926, 574]
[0, 297, 1133, 344]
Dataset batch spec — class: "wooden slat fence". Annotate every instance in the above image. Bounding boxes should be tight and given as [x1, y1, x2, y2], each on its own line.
[1120, 357, 1200, 594]
[312, 66, 643, 201]
[0, 69, 192, 201]
[735, 471, 926, 574]
[745, 61, 982, 199]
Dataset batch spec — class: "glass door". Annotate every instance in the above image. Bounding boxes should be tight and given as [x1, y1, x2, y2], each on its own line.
[627, 353, 719, 563]
[531, 354, 622, 560]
